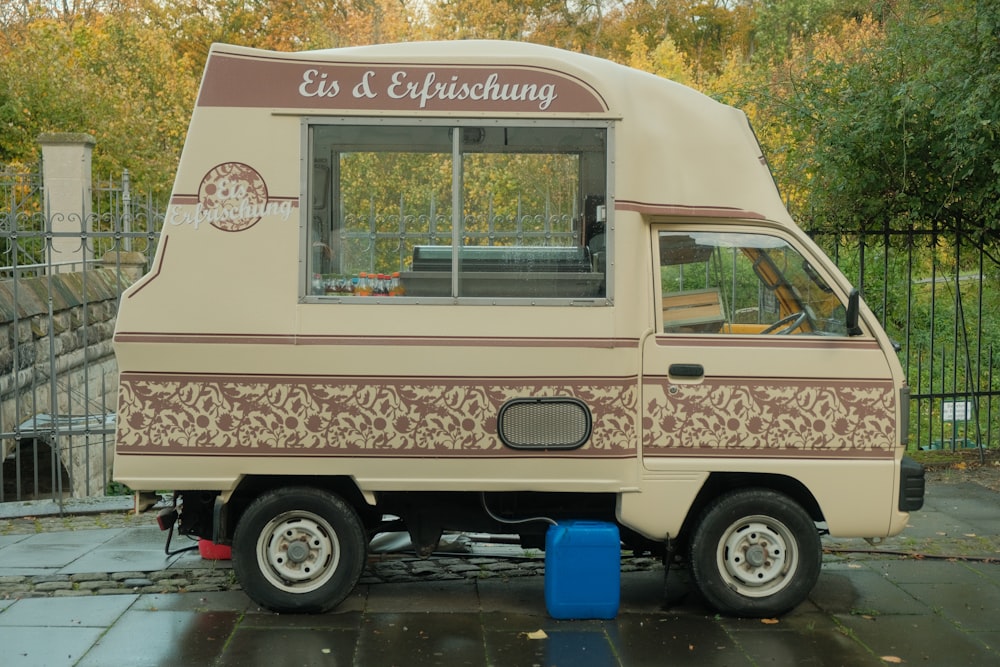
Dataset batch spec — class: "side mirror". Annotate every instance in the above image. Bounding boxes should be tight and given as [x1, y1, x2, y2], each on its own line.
[846, 289, 864, 337]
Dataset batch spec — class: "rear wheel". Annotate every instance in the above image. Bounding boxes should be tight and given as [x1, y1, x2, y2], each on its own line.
[688, 488, 821, 617]
[232, 487, 366, 614]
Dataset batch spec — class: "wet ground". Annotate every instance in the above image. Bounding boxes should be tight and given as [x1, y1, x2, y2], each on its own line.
[1, 479, 999, 666]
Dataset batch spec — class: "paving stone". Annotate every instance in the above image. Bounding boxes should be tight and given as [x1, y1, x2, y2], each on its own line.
[482, 561, 520, 572]
[34, 581, 74, 592]
[0, 584, 32, 595]
[409, 562, 443, 575]
[78, 580, 117, 591]
[139, 585, 175, 593]
[446, 563, 483, 574]
[122, 578, 154, 588]
[159, 578, 191, 588]
[185, 584, 228, 593]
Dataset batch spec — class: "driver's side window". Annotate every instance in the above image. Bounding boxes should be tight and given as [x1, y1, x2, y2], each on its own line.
[658, 230, 847, 336]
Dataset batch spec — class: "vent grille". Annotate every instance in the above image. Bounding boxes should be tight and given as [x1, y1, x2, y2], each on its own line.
[497, 398, 591, 450]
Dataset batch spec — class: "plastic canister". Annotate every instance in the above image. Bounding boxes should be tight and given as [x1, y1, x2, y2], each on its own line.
[544, 520, 621, 619]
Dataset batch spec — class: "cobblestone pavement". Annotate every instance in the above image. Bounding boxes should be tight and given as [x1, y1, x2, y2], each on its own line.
[0, 531, 662, 601]
[0, 506, 627, 600]
[2, 470, 998, 602]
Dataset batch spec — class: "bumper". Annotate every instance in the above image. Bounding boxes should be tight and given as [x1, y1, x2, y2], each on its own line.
[898, 455, 925, 512]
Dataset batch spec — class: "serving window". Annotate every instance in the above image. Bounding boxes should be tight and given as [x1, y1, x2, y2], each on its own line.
[304, 121, 610, 302]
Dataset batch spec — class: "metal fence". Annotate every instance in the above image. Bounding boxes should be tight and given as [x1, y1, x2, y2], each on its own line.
[811, 226, 1000, 457]
[1, 160, 997, 507]
[0, 165, 163, 506]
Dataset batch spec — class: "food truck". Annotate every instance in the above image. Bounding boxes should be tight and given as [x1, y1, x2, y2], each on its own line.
[113, 40, 924, 617]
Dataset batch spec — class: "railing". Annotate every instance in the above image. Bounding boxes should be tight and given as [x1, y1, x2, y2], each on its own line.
[1, 165, 163, 508]
[811, 226, 1000, 455]
[1, 162, 997, 507]
[0, 260, 99, 280]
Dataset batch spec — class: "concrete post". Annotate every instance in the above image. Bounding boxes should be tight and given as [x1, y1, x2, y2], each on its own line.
[38, 133, 96, 271]
[100, 250, 148, 282]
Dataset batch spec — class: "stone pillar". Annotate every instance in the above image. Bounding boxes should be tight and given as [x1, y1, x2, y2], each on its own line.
[101, 250, 149, 282]
[38, 133, 96, 271]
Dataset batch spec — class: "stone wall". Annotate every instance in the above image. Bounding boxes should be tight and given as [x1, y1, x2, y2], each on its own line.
[0, 255, 142, 498]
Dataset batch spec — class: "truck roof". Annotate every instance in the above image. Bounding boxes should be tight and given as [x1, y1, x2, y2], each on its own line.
[193, 41, 792, 224]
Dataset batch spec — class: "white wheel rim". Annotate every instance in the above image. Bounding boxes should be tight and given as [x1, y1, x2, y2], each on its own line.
[256, 511, 341, 594]
[716, 516, 797, 598]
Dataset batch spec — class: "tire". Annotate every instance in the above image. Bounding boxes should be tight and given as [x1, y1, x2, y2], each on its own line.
[688, 488, 821, 618]
[232, 487, 366, 614]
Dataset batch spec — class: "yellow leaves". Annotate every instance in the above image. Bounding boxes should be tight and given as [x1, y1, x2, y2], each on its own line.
[624, 30, 693, 85]
[760, 618, 780, 625]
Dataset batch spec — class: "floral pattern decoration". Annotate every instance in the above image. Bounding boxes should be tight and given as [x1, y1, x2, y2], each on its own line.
[117, 374, 637, 456]
[642, 379, 896, 456]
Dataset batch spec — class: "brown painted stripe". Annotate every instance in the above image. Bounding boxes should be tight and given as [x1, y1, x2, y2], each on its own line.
[644, 449, 894, 460]
[118, 371, 639, 385]
[649, 335, 884, 351]
[114, 333, 641, 349]
[616, 200, 767, 220]
[125, 236, 169, 299]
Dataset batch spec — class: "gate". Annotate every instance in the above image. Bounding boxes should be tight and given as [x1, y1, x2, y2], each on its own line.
[0, 160, 162, 507]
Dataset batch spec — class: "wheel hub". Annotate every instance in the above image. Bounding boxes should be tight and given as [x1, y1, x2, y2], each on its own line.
[286, 540, 310, 564]
[722, 521, 789, 589]
[258, 514, 339, 590]
[745, 544, 767, 568]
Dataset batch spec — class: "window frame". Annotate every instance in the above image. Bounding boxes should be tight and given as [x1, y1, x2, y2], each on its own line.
[653, 224, 852, 337]
[299, 117, 614, 306]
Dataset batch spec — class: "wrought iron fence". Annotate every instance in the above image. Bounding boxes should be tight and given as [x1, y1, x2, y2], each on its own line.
[0, 166, 163, 506]
[811, 226, 1000, 456]
[1, 159, 996, 507]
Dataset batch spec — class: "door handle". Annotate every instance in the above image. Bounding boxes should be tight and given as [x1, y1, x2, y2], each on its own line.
[668, 363, 704, 378]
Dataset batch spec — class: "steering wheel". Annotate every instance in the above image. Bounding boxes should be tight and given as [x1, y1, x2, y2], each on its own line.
[760, 311, 807, 335]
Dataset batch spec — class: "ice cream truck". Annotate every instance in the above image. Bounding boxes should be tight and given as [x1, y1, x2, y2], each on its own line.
[113, 40, 924, 617]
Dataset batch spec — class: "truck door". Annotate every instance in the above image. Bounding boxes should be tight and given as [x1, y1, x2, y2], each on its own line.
[640, 225, 899, 464]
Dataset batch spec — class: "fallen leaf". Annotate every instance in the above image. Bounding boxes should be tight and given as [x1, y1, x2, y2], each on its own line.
[526, 630, 548, 640]
[761, 618, 780, 625]
[880, 656, 904, 664]
[964, 533, 977, 538]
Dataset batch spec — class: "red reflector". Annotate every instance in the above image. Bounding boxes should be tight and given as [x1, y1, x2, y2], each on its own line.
[156, 507, 178, 531]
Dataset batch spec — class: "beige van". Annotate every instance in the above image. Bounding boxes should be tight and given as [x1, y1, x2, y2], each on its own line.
[113, 40, 924, 617]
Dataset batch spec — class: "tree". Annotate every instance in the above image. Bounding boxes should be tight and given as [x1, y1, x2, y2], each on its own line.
[0, 7, 197, 197]
[659, 0, 753, 79]
[625, 30, 693, 84]
[737, 0, 1000, 243]
[748, 0, 869, 63]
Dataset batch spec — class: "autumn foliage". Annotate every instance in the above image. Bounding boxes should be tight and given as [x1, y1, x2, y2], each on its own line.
[1, 0, 997, 240]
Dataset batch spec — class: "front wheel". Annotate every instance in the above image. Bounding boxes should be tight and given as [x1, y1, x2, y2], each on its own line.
[232, 487, 366, 614]
[688, 488, 821, 617]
